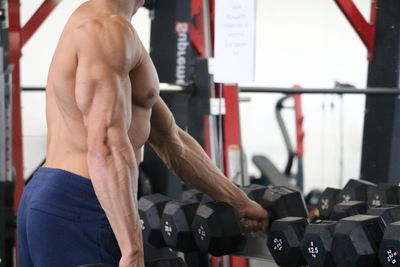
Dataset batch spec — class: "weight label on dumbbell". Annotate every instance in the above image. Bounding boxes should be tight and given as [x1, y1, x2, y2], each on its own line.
[306, 241, 319, 259]
[140, 219, 145, 231]
[164, 221, 172, 236]
[321, 199, 329, 210]
[341, 194, 351, 202]
[372, 195, 382, 206]
[386, 248, 399, 265]
[272, 237, 283, 252]
[197, 225, 206, 241]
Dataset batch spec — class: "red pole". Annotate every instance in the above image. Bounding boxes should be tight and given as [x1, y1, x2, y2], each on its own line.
[8, 0, 24, 211]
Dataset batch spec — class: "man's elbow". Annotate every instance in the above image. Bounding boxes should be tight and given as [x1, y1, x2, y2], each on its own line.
[149, 122, 181, 148]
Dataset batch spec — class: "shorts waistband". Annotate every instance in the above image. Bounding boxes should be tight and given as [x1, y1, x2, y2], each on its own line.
[32, 167, 98, 201]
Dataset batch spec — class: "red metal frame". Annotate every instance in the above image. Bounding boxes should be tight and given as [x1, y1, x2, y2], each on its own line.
[294, 94, 304, 157]
[8, 0, 59, 207]
[21, 0, 61, 46]
[223, 84, 248, 267]
[8, 0, 24, 212]
[334, 0, 378, 61]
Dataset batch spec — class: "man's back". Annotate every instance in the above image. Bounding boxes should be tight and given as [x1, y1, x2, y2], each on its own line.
[44, 0, 158, 178]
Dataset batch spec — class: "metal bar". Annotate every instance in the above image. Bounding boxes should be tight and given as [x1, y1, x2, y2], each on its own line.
[240, 87, 400, 95]
[21, 0, 61, 46]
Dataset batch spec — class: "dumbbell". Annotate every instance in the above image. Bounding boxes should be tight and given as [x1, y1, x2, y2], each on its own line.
[269, 202, 400, 267]
[337, 179, 376, 203]
[303, 203, 400, 267]
[331, 205, 400, 267]
[379, 222, 400, 266]
[377, 204, 400, 267]
[158, 188, 217, 252]
[315, 179, 378, 220]
[181, 188, 213, 202]
[315, 187, 340, 220]
[267, 201, 367, 267]
[367, 183, 400, 206]
[161, 185, 268, 254]
[138, 193, 172, 248]
[301, 204, 400, 267]
[191, 185, 308, 257]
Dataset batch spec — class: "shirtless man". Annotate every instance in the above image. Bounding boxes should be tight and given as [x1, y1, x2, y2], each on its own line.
[17, 0, 268, 266]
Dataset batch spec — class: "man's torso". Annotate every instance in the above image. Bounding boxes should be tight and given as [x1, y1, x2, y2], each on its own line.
[44, 1, 159, 178]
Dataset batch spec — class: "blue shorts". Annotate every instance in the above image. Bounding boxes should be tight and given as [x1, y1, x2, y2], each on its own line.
[17, 167, 121, 267]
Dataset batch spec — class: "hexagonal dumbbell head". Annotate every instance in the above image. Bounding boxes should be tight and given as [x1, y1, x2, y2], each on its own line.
[368, 183, 400, 207]
[160, 200, 200, 252]
[241, 184, 267, 204]
[332, 215, 385, 267]
[379, 222, 400, 267]
[267, 217, 308, 267]
[338, 179, 376, 203]
[301, 220, 337, 267]
[329, 201, 368, 221]
[316, 187, 340, 220]
[138, 193, 171, 248]
[263, 186, 308, 221]
[367, 205, 400, 226]
[182, 188, 213, 202]
[191, 202, 245, 256]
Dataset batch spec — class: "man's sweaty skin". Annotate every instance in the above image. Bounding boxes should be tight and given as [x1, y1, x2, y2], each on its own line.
[43, 0, 268, 266]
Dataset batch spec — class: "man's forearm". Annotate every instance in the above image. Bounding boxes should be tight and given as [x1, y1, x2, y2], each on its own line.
[150, 127, 249, 208]
[87, 147, 144, 266]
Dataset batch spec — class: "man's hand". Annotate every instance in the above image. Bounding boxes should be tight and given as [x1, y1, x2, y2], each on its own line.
[119, 254, 144, 267]
[236, 199, 269, 233]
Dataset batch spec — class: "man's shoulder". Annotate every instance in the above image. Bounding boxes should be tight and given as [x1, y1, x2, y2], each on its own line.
[70, 13, 143, 71]
[73, 14, 135, 40]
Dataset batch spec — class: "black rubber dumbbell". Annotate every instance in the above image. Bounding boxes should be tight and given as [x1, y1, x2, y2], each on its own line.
[331, 205, 400, 267]
[262, 185, 309, 221]
[367, 183, 400, 207]
[315, 187, 340, 220]
[189, 184, 271, 256]
[301, 203, 400, 267]
[192, 185, 308, 257]
[379, 222, 400, 266]
[138, 193, 172, 248]
[267, 217, 309, 267]
[300, 201, 368, 267]
[189, 184, 269, 256]
[158, 188, 215, 252]
[337, 179, 376, 203]
[160, 199, 200, 252]
[329, 200, 369, 220]
[182, 188, 213, 202]
[301, 220, 337, 267]
[268, 201, 366, 267]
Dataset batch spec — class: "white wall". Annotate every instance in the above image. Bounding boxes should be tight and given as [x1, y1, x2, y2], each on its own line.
[20, 0, 371, 193]
[239, 0, 370, 193]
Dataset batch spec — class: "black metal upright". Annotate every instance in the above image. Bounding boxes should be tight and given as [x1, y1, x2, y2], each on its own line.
[361, 0, 400, 184]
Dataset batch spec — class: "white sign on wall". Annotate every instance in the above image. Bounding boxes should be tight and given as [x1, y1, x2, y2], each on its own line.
[214, 0, 256, 83]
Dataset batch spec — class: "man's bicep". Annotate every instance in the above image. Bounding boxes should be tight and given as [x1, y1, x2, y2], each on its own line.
[148, 97, 177, 145]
